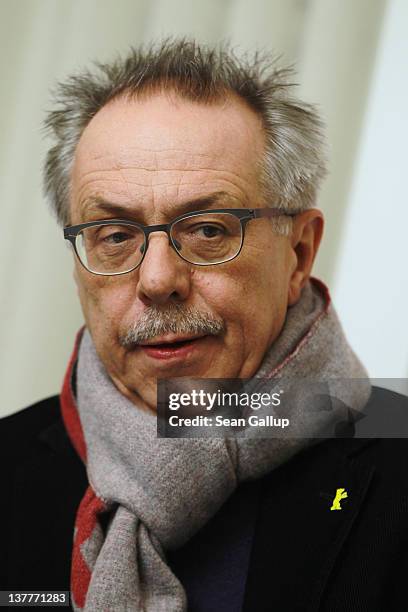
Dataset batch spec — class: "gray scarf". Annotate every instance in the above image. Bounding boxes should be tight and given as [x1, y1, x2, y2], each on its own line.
[73, 279, 370, 611]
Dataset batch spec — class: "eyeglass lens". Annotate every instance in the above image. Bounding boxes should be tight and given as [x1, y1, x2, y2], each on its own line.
[75, 213, 243, 274]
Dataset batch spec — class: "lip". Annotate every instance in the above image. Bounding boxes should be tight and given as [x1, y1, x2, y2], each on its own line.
[139, 333, 207, 346]
[138, 334, 208, 360]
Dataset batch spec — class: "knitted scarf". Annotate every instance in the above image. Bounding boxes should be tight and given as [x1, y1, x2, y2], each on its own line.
[60, 278, 370, 611]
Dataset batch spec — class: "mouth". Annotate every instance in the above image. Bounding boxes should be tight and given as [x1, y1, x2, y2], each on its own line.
[138, 334, 209, 360]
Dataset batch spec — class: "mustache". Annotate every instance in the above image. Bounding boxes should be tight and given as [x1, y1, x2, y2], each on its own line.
[119, 303, 225, 347]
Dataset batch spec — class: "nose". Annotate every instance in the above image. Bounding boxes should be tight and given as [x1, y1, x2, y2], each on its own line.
[135, 232, 191, 305]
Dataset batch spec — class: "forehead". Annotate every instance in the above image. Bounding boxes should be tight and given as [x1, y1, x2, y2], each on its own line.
[75, 90, 265, 162]
[71, 91, 265, 220]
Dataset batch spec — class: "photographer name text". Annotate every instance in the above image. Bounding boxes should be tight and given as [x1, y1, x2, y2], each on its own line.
[168, 415, 290, 428]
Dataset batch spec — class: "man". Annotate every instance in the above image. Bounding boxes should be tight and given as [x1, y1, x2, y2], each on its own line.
[1, 39, 408, 611]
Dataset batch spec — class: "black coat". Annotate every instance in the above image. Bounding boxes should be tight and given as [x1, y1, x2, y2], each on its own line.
[1, 386, 408, 611]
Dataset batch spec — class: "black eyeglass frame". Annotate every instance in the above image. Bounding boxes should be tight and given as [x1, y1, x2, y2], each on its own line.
[63, 207, 298, 276]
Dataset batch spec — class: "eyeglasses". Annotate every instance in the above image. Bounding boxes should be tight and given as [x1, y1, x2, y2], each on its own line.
[63, 207, 297, 276]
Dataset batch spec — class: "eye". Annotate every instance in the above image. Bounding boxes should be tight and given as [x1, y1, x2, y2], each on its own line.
[103, 231, 131, 244]
[194, 224, 226, 238]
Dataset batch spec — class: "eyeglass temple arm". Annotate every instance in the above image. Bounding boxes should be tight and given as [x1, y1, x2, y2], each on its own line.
[251, 207, 299, 219]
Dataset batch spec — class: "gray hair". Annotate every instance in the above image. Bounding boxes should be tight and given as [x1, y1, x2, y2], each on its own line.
[43, 38, 327, 232]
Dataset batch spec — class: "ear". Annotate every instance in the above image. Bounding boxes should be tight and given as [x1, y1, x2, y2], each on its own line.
[287, 209, 324, 306]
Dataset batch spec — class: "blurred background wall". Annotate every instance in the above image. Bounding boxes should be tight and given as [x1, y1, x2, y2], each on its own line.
[1, 0, 407, 418]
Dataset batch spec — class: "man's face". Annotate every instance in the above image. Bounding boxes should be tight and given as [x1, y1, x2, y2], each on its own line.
[70, 91, 297, 411]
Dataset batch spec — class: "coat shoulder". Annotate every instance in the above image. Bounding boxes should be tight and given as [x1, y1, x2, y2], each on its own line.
[367, 384, 408, 414]
[0, 396, 61, 462]
[359, 385, 408, 473]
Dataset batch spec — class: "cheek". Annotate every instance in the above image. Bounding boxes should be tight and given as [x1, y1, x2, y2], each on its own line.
[75, 268, 139, 337]
[193, 237, 292, 342]
[192, 256, 281, 331]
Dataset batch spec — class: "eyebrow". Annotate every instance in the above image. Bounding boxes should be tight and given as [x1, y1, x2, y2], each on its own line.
[80, 191, 244, 221]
